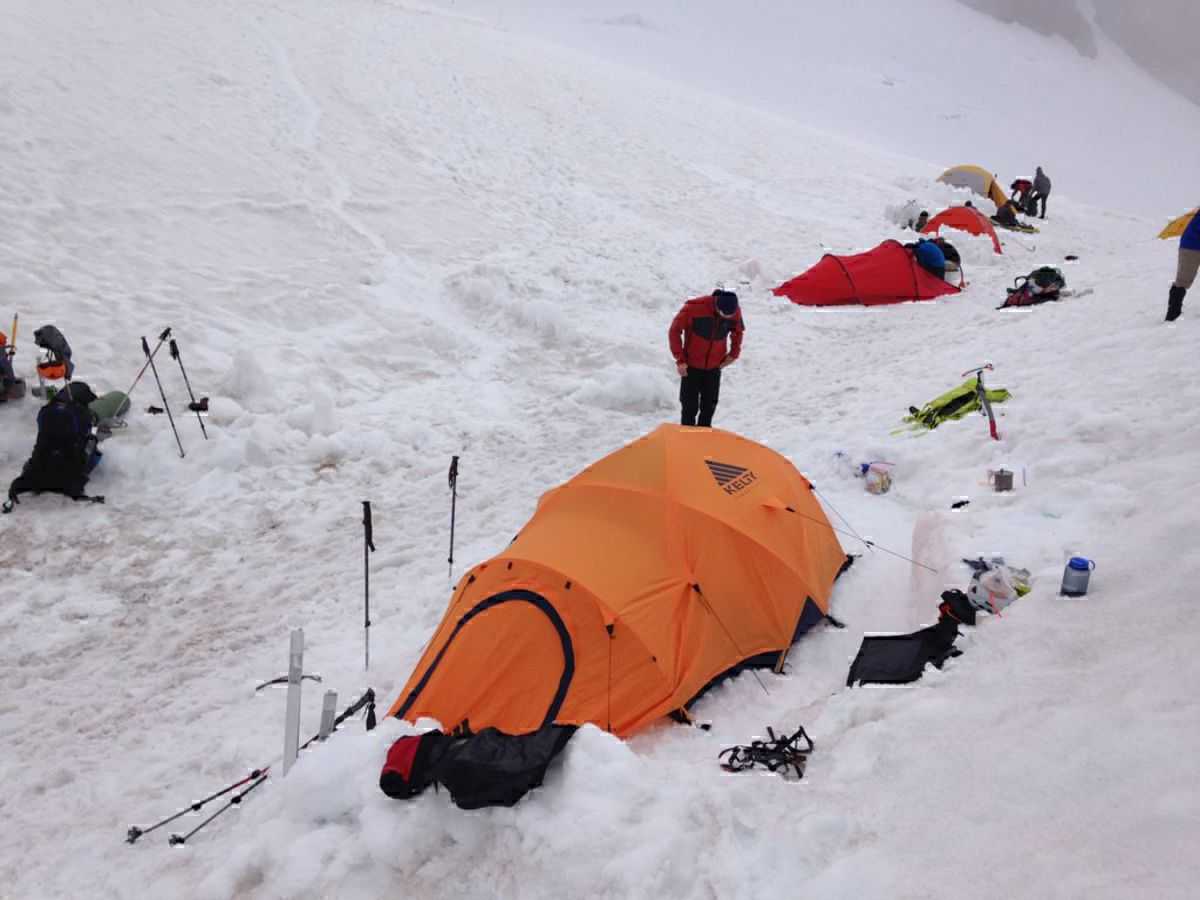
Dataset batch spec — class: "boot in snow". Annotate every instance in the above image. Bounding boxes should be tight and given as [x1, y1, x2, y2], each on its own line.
[1166, 285, 1186, 322]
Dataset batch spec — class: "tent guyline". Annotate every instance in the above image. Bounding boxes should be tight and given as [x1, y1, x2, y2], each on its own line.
[126, 688, 376, 847]
[693, 583, 771, 697]
[798, 488, 938, 573]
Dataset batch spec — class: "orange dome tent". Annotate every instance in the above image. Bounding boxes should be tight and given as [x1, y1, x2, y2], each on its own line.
[922, 206, 1003, 254]
[388, 425, 849, 738]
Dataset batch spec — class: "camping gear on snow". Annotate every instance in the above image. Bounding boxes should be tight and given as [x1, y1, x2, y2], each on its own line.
[901, 372, 1010, 434]
[381, 723, 575, 809]
[863, 461, 893, 494]
[846, 615, 961, 687]
[129, 689, 375, 846]
[963, 558, 1031, 613]
[988, 468, 1014, 492]
[90, 391, 131, 432]
[921, 206, 1003, 254]
[1060, 557, 1095, 596]
[447, 455, 459, 579]
[33, 324, 74, 380]
[939, 589, 976, 626]
[999, 267, 1066, 308]
[363, 500, 376, 671]
[386, 424, 849, 739]
[4, 382, 105, 512]
[1158, 208, 1198, 240]
[773, 240, 962, 307]
[141, 334, 185, 458]
[937, 165, 1008, 208]
[719, 725, 813, 780]
[1, 314, 26, 401]
[169, 338, 208, 440]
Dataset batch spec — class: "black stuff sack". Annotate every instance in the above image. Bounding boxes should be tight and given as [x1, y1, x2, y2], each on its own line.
[437, 724, 576, 810]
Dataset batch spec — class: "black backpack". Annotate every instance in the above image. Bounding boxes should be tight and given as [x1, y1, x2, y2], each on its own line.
[1000, 266, 1066, 308]
[12, 391, 96, 499]
[379, 724, 575, 810]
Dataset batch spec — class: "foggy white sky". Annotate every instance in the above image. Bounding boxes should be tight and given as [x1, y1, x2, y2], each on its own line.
[962, 0, 1200, 106]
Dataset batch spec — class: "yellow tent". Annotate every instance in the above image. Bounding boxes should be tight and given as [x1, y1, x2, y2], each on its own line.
[1158, 209, 1197, 239]
[937, 165, 1008, 208]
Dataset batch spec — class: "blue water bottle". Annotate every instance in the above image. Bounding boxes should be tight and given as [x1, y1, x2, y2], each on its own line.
[1060, 557, 1095, 596]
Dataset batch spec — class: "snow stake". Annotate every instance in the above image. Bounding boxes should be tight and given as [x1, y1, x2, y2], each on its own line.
[282, 629, 304, 776]
[142, 334, 185, 458]
[362, 500, 376, 671]
[447, 455, 459, 580]
[169, 338, 208, 440]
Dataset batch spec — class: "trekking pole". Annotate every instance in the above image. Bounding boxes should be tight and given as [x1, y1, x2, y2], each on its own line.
[142, 335, 185, 458]
[447, 455, 459, 581]
[126, 765, 270, 845]
[124, 327, 171, 397]
[6, 312, 16, 360]
[169, 338, 208, 439]
[362, 501, 375, 671]
[168, 773, 270, 846]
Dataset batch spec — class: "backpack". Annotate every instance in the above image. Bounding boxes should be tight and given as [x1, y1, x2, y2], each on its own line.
[1000, 266, 1066, 308]
[379, 723, 576, 810]
[15, 392, 97, 498]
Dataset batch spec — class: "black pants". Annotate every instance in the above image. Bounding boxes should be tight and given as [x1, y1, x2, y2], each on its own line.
[680, 367, 721, 427]
[1031, 192, 1048, 218]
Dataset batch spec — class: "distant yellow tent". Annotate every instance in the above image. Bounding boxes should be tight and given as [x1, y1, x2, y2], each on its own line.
[1158, 209, 1197, 239]
[937, 165, 1008, 208]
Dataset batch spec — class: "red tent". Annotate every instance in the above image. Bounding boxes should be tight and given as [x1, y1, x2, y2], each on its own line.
[921, 206, 1003, 254]
[773, 240, 961, 307]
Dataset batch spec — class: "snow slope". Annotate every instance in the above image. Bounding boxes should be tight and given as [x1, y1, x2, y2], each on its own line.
[1, 1, 1197, 898]
[432, 0, 1200, 217]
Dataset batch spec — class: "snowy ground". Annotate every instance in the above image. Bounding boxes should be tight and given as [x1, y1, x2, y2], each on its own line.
[1, 1, 1199, 898]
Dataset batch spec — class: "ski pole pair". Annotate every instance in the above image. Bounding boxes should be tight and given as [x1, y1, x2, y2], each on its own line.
[126, 689, 376, 846]
[129, 328, 208, 458]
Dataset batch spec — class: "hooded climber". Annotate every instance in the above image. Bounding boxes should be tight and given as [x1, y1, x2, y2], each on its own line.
[1167, 209, 1200, 322]
[668, 289, 744, 428]
[4, 381, 103, 512]
[1031, 166, 1051, 219]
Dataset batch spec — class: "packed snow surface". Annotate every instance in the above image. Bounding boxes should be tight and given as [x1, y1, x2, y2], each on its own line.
[1, 2, 1198, 899]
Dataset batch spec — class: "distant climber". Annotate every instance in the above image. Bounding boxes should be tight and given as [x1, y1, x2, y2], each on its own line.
[1031, 166, 1051, 219]
[990, 198, 1030, 230]
[668, 289, 744, 428]
[4, 381, 104, 512]
[1166, 208, 1200, 322]
[907, 210, 930, 231]
[1010, 178, 1035, 215]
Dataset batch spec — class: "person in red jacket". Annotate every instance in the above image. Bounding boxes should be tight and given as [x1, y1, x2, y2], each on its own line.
[668, 289, 744, 427]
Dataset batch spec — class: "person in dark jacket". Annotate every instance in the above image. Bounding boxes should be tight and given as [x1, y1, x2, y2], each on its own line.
[668, 289, 744, 427]
[1167, 209, 1200, 322]
[1031, 166, 1051, 219]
